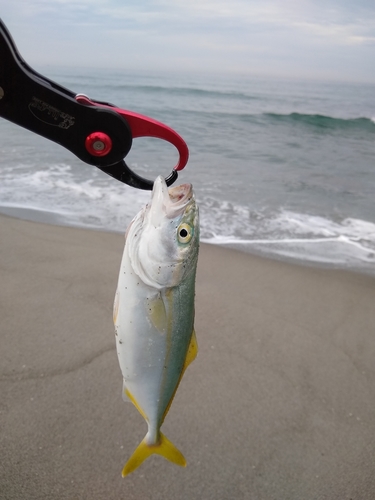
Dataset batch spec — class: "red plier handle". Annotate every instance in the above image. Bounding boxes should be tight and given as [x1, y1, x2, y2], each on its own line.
[76, 95, 188, 172]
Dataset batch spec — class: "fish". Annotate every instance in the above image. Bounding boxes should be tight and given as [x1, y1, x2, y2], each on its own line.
[113, 175, 199, 477]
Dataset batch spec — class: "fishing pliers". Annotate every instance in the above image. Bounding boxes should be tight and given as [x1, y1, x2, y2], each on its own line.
[0, 19, 189, 190]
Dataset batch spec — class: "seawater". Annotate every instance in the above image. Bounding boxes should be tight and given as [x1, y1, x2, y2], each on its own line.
[0, 67, 375, 274]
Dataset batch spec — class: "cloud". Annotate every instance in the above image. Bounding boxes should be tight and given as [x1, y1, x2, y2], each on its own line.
[1, 0, 375, 81]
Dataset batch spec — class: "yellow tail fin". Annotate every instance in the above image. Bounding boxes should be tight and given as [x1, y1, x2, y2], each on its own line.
[122, 432, 186, 477]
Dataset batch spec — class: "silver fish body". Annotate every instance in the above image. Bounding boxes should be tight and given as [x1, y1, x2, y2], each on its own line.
[113, 176, 199, 476]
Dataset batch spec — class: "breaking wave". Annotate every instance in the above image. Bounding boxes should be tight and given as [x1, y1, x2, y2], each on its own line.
[264, 112, 375, 132]
[199, 198, 375, 273]
[1, 165, 375, 274]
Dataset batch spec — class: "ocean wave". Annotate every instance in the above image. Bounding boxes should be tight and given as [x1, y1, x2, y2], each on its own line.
[160, 108, 375, 134]
[101, 83, 261, 103]
[198, 197, 375, 243]
[1, 165, 375, 273]
[202, 234, 375, 271]
[0, 163, 149, 231]
[198, 198, 375, 271]
[263, 112, 375, 132]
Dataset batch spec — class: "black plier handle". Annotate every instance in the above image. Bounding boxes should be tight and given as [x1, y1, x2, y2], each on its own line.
[0, 19, 189, 189]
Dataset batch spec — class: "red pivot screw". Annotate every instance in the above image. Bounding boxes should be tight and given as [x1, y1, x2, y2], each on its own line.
[85, 132, 112, 157]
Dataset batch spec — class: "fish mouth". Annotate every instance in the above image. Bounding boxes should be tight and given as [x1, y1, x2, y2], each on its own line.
[150, 176, 194, 219]
[168, 182, 193, 206]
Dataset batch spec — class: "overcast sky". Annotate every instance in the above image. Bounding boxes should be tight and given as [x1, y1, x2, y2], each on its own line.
[1, 0, 375, 82]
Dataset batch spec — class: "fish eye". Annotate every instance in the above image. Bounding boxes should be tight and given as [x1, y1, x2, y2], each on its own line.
[177, 223, 192, 244]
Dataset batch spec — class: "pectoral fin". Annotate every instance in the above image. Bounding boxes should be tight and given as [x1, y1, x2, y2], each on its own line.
[148, 294, 167, 332]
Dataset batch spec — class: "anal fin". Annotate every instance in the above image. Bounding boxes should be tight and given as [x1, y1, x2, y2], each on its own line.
[124, 387, 148, 421]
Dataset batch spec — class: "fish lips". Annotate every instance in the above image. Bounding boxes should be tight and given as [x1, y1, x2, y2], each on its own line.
[149, 176, 194, 223]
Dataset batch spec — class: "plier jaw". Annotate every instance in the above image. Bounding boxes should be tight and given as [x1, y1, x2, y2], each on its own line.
[0, 19, 189, 190]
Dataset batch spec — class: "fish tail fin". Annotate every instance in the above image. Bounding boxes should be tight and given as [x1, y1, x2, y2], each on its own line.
[122, 432, 186, 477]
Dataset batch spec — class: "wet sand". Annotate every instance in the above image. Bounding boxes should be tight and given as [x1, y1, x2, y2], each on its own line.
[1, 213, 375, 500]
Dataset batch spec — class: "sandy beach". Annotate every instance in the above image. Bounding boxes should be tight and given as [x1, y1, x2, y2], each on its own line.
[1, 213, 375, 500]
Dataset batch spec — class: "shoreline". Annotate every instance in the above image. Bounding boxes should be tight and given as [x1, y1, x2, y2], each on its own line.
[1, 205, 374, 278]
